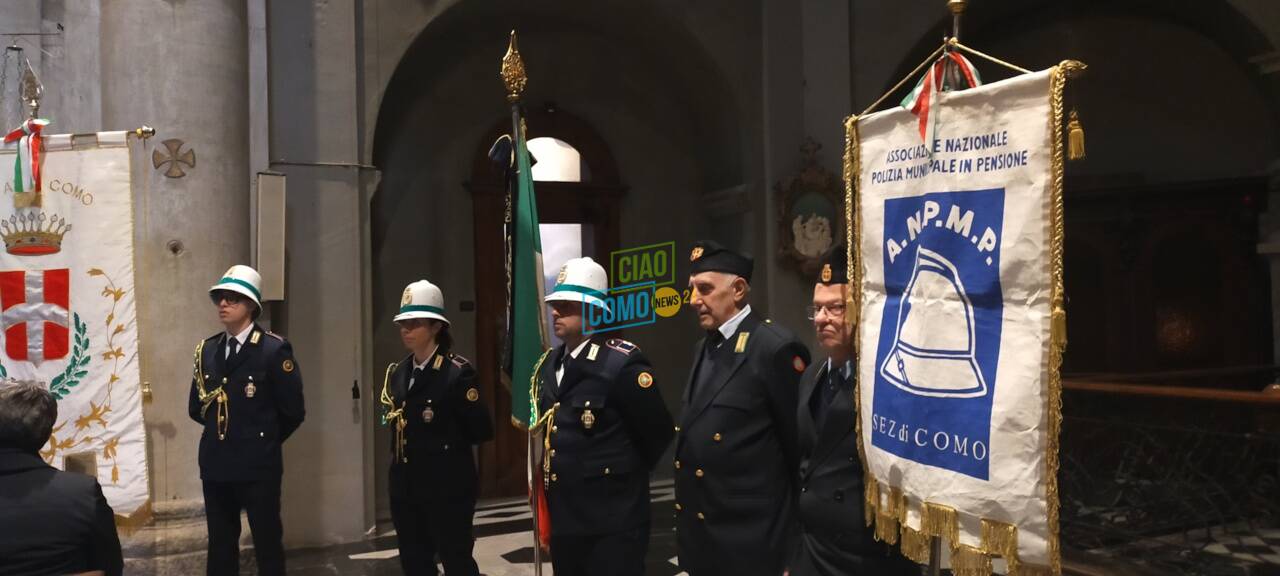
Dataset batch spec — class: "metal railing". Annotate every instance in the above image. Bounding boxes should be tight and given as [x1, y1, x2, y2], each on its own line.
[1060, 373, 1280, 575]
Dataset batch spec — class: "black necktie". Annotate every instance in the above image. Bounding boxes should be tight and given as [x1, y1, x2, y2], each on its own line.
[705, 331, 725, 353]
[227, 338, 239, 358]
[410, 367, 424, 391]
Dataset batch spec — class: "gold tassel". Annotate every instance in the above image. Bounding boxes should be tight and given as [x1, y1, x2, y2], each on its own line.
[900, 524, 932, 565]
[981, 519, 1020, 574]
[1051, 306, 1067, 348]
[952, 545, 993, 576]
[1067, 109, 1085, 160]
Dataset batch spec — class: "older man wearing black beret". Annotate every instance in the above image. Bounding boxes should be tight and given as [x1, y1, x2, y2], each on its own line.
[673, 240, 811, 576]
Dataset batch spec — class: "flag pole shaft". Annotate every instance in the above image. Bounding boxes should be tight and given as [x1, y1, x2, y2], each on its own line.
[528, 429, 543, 576]
[512, 96, 544, 576]
[928, 536, 942, 576]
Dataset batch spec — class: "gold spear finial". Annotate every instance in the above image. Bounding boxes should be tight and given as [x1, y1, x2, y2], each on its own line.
[501, 30, 528, 103]
[947, 0, 967, 16]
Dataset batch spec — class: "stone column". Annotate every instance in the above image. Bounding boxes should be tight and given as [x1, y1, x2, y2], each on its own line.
[101, 1, 249, 572]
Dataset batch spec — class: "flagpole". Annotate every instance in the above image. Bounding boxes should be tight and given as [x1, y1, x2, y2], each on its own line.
[500, 29, 544, 576]
[927, 4, 966, 575]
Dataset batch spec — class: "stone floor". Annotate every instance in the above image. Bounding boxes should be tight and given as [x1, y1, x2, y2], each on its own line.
[281, 479, 684, 576]
[167, 478, 1280, 576]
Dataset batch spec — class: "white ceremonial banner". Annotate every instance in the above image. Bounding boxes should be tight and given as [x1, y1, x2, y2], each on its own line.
[849, 65, 1078, 575]
[0, 131, 149, 521]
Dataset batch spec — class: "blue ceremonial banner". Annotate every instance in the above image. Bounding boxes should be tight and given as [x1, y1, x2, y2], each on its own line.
[849, 63, 1082, 574]
[871, 188, 1005, 480]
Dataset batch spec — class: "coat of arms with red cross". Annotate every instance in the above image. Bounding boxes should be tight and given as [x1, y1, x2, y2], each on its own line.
[0, 268, 70, 366]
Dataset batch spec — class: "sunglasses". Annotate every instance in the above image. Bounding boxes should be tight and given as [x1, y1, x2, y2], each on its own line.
[211, 290, 250, 305]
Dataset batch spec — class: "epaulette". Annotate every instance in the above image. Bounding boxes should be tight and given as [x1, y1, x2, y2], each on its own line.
[450, 353, 471, 368]
[264, 331, 285, 341]
[204, 332, 222, 343]
[605, 338, 639, 356]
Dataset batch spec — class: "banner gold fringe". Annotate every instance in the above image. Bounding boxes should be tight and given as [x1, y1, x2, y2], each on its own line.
[921, 502, 959, 545]
[953, 545, 993, 576]
[900, 524, 932, 564]
[981, 519, 1020, 574]
[875, 512, 901, 545]
[864, 473, 878, 527]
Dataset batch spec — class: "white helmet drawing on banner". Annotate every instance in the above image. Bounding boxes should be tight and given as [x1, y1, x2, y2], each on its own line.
[880, 246, 988, 398]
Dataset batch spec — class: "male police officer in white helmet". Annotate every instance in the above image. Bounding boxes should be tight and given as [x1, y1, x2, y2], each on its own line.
[189, 265, 305, 576]
[535, 257, 674, 576]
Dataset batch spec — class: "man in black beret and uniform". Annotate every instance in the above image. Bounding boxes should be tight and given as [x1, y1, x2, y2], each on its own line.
[534, 257, 675, 576]
[674, 241, 810, 576]
[792, 247, 917, 575]
[189, 265, 305, 576]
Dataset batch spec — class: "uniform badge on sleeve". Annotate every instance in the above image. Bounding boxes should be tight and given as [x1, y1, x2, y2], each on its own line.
[637, 372, 654, 389]
[282, 359, 295, 373]
[466, 388, 479, 402]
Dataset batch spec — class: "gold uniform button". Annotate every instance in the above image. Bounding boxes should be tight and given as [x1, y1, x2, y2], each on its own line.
[695, 469, 704, 478]
[674, 426, 681, 432]
[675, 503, 682, 511]
[552, 426, 559, 433]
[550, 449, 556, 457]
[551, 473, 558, 482]
[605, 467, 611, 475]
[713, 433, 722, 442]
[674, 460, 682, 469]
[697, 512, 705, 520]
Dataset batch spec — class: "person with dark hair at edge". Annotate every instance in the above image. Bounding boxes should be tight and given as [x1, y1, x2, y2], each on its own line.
[0, 379, 123, 576]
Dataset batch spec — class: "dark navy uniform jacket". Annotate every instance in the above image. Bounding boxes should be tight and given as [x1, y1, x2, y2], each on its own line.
[674, 312, 810, 576]
[188, 324, 306, 482]
[792, 358, 914, 575]
[537, 335, 674, 536]
[382, 348, 493, 495]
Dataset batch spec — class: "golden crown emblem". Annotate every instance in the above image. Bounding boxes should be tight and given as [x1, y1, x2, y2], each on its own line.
[1, 212, 69, 255]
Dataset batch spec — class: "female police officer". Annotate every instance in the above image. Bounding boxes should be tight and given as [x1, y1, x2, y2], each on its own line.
[381, 279, 492, 576]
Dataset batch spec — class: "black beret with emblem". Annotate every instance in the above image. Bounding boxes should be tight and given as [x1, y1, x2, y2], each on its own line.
[817, 244, 849, 285]
[688, 240, 754, 283]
